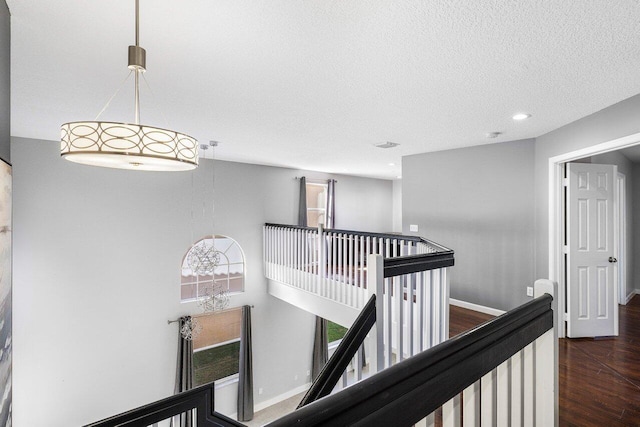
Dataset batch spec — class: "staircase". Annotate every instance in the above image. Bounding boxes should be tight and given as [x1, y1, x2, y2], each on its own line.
[263, 223, 454, 375]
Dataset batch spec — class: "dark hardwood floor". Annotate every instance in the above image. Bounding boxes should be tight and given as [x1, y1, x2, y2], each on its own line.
[449, 304, 494, 338]
[559, 295, 640, 426]
[449, 296, 640, 426]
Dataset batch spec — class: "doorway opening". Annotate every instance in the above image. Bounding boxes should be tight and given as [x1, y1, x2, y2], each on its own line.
[548, 131, 640, 338]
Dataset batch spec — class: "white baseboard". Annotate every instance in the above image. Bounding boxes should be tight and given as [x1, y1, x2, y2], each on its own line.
[253, 382, 311, 413]
[626, 289, 640, 304]
[450, 298, 505, 316]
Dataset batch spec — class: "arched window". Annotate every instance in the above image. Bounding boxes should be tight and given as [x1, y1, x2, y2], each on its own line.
[181, 235, 245, 302]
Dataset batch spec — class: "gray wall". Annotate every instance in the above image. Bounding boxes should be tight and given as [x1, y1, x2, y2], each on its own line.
[589, 151, 636, 298]
[0, 3, 8, 163]
[403, 139, 536, 311]
[11, 137, 392, 426]
[392, 178, 402, 232]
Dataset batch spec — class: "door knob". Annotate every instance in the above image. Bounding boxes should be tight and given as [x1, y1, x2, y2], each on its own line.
[609, 257, 618, 263]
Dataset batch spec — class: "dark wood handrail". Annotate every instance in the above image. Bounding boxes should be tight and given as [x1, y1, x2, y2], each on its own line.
[264, 223, 451, 252]
[85, 382, 245, 427]
[383, 251, 454, 277]
[266, 294, 553, 427]
[297, 295, 377, 408]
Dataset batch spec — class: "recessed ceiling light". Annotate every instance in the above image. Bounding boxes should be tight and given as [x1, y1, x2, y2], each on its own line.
[388, 163, 396, 166]
[396, 175, 402, 179]
[512, 113, 531, 121]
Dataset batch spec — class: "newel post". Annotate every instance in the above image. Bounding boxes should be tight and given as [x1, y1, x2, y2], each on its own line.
[534, 279, 559, 427]
[367, 253, 384, 373]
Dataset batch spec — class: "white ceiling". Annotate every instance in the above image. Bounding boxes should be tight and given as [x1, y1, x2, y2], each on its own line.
[8, 0, 640, 179]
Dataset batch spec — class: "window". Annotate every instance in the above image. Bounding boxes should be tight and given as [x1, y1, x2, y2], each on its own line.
[306, 182, 327, 227]
[192, 308, 241, 385]
[181, 235, 245, 302]
[327, 320, 348, 344]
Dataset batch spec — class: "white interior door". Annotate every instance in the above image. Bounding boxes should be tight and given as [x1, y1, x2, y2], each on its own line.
[567, 163, 618, 338]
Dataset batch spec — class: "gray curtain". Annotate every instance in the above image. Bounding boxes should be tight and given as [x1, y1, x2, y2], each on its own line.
[298, 176, 308, 227]
[311, 316, 328, 381]
[174, 316, 194, 427]
[237, 305, 254, 421]
[326, 179, 336, 229]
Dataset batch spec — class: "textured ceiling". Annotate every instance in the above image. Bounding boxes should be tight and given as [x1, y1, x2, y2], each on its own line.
[8, 0, 640, 179]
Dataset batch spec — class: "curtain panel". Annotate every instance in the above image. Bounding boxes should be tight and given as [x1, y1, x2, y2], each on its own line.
[297, 176, 308, 227]
[173, 316, 194, 427]
[326, 179, 336, 229]
[237, 305, 254, 421]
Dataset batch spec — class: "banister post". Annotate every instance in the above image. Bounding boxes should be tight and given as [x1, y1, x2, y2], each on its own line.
[367, 253, 384, 373]
[534, 279, 558, 427]
[318, 224, 324, 296]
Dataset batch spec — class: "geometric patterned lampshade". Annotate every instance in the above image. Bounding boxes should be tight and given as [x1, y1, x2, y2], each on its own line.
[60, 0, 199, 172]
[61, 121, 199, 171]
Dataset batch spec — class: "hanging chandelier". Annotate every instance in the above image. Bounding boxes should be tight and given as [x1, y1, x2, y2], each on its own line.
[60, 0, 199, 171]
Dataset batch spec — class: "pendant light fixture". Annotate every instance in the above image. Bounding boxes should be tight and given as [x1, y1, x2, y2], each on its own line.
[60, 0, 199, 171]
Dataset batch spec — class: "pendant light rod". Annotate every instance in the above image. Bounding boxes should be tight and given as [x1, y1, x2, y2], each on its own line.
[135, 0, 140, 46]
[134, 0, 141, 124]
[127, 0, 148, 124]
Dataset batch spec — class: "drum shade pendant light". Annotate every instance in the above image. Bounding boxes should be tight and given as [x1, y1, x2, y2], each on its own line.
[60, 0, 198, 171]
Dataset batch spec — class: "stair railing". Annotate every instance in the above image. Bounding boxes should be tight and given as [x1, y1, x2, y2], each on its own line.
[297, 294, 377, 408]
[84, 382, 244, 427]
[263, 223, 450, 314]
[87, 281, 557, 427]
[264, 223, 455, 385]
[267, 280, 558, 427]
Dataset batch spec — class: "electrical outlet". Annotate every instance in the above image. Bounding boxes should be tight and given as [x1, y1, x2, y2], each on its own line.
[306, 370, 310, 376]
[259, 388, 263, 395]
[526, 286, 534, 297]
[294, 374, 298, 381]
[409, 224, 419, 232]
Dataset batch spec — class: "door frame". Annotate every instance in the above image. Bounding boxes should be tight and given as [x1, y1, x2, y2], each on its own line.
[548, 132, 640, 338]
[617, 172, 627, 305]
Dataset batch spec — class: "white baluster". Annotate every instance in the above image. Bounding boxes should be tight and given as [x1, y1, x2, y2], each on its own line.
[510, 350, 523, 426]
[359, 235, 365, 308]
[442, 267, 450, 341]
[496, 360, 510, 427]
[395, 269, 403, 362]
[351, 352, 359, 383]
[523, 342, 534, 427]
[442, 394, 461, 427]
[318, 224, 324, 297]
[349, 234, 354, 307]
[303, 229, 307, 289]
[463, 381, 481, 426]
[385, 276, 392, 368]
[407, 244, 415, 356]
[425, 270, 432, 349]
[332, 233, 337, 300]
[481, 369, 497, 426]
[288, 227, 291, 283]
[432, 268, 441, 345]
